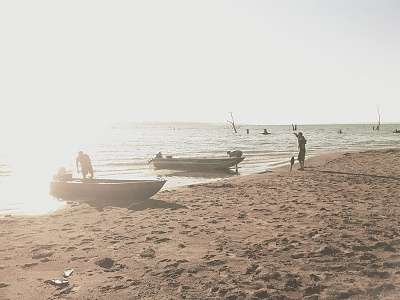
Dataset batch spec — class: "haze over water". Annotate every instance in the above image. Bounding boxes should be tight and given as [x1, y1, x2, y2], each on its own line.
[0, 122, 399, 216]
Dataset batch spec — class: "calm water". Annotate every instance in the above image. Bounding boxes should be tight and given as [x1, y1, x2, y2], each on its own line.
[1, 123, 399, 215]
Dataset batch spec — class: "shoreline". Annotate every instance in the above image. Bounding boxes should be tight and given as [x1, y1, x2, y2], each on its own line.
[0, 148, 399, 299]
[0, 146, 397, 218]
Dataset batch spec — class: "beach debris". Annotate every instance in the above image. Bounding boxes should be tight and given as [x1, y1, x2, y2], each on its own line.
[63, 268, 73, 277]
[45, 268, 73, 287]
[46, 279, 69, 286]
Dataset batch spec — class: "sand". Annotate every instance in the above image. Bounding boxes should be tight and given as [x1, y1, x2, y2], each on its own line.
[0, 148, 399, 299]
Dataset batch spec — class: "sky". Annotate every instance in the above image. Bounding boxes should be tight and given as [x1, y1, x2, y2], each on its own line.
[1, 0, 399, 129]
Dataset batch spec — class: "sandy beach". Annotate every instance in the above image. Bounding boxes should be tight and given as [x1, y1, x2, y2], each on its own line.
[0, 148, 399, 299]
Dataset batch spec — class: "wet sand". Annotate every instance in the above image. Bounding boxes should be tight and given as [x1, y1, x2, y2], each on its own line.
[0, 148, 399, 299]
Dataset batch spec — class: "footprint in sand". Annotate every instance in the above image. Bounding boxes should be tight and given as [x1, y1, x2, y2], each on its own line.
[21, 262, 38, 269]
[32, 252, 54, 260]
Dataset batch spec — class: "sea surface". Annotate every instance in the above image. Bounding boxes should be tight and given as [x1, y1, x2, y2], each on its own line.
[1, 122, 399, 216]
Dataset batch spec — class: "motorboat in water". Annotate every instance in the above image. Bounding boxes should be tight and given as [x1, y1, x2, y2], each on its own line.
[151, 157, 244, 172]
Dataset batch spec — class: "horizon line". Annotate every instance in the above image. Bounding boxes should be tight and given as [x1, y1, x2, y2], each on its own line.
[110, 121, 400, 126]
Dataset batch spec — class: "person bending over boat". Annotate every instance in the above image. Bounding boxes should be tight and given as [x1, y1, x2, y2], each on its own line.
[293, 132, 306, 170]
[76, 151, 94, 180]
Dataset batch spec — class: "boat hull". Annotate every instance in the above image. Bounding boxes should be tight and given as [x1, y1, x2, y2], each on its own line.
[50, 179, 166, 199]
[152, 157, 244, 171]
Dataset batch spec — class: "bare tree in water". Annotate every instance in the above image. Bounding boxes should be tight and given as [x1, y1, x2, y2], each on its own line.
[227, 112, 237, 133]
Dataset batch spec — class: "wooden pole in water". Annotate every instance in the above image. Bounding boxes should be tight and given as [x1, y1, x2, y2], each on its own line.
[377, 108, 381, 130]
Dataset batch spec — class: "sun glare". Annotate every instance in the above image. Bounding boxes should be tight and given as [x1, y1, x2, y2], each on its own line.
[0, 124, 83, 215]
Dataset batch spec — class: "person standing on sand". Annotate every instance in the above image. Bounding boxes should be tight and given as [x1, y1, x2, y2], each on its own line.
[293, 132, 306, 170]
[76, 151, 94, 179]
